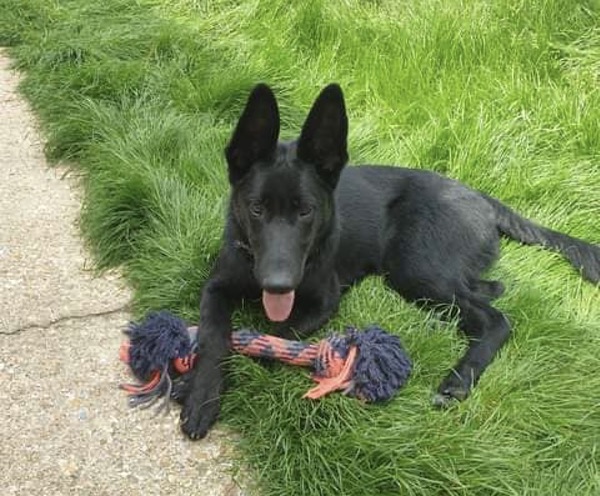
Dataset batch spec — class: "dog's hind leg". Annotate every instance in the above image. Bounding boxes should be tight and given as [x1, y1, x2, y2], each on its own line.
[385, 273, 511, 405]
[432, 291, 511, 405]
[381, 185, 512, 404]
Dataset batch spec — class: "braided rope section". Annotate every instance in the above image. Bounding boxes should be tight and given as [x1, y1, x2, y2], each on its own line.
[229, 329, 358, 400]
[231, 329, 319, 367]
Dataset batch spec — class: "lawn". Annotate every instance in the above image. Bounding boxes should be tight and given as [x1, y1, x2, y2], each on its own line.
[1, 0, 599, 494]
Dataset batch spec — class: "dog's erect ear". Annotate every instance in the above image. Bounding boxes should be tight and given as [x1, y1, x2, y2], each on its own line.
[297, 84, 348, 188]
[225, 84, 280, 184]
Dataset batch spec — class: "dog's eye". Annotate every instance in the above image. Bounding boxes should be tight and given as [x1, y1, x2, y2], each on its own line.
[250, 202, 264, 217]
[299, 205, 314, 218]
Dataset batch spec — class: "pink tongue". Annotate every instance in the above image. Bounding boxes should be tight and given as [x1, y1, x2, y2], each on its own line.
[262, 290, 295, 322]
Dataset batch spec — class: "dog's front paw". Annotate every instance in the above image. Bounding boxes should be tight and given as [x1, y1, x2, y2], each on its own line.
[180, 391, 221, 440]
[179, 370, 222, 440]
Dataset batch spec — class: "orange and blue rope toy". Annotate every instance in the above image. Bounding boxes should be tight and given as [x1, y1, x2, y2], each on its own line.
[119, 311, 412, 412]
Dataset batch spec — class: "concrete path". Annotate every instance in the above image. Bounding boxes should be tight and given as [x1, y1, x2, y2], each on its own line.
[0, 51, 243, 495]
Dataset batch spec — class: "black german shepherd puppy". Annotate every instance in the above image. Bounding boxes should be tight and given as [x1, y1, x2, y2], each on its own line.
[176, 83, 600, 440]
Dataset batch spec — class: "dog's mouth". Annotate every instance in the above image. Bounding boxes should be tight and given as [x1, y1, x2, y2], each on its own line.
[262, 290, 295, 322]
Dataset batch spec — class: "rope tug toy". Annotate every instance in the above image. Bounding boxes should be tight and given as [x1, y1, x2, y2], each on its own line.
[119, 311, 412, 412]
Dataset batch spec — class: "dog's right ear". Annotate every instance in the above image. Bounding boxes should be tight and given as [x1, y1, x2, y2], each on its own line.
[225, 84, 280, 184]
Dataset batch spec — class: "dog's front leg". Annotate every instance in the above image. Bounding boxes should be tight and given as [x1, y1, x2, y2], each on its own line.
[179, 279, 235, 440]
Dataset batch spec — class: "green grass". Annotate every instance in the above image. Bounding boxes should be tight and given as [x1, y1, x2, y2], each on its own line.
[2, 0, 599, 494]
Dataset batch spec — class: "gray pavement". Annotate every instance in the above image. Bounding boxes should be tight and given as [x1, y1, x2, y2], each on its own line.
[0, 50, 244, 495]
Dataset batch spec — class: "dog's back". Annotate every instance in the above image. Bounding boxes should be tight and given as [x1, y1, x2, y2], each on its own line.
[334, 166, 503, 289]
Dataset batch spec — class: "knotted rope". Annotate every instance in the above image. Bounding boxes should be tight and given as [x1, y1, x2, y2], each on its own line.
[119, 311, 412, 412]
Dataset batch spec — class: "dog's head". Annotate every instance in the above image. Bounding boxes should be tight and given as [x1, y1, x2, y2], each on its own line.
[225, 84, 348, 321]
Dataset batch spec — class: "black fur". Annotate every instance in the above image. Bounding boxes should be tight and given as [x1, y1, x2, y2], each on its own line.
[176, 84, 600, 439]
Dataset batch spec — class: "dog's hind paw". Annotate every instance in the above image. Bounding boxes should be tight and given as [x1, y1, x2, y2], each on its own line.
[432, 378, 470, 408]
[432, 390, 465, 408]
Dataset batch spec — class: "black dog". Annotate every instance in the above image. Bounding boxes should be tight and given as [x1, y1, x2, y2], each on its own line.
[176, 83, 600, 440]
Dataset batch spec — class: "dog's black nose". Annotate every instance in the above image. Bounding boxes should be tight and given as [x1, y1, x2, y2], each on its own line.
[261, 274, 295, 294]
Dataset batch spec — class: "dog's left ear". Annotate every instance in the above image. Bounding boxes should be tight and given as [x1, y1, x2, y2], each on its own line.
[225, 84, 280, 184]
[297, 84, 349, 188]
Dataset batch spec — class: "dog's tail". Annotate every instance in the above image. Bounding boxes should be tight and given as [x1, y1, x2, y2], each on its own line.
[485, 195, 600, 284]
